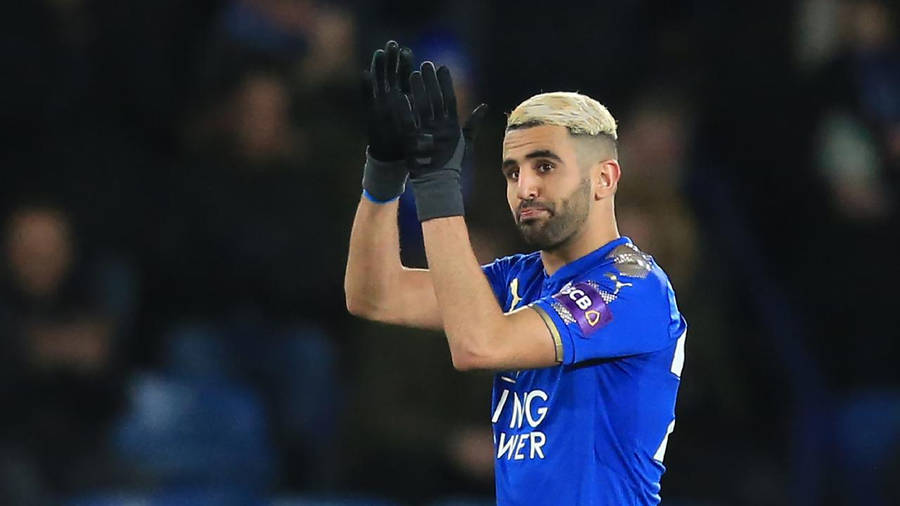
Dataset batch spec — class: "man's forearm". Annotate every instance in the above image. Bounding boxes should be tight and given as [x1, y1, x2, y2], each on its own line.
[344, 197, 403, 316]
[421, 216, 505, 369]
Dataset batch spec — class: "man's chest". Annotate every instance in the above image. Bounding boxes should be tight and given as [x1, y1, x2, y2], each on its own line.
[501, 270, 558, 313]
[491, 366, 564, 461]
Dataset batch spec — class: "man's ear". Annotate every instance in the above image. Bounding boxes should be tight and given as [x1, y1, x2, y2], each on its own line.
[593, 159, 621, 200]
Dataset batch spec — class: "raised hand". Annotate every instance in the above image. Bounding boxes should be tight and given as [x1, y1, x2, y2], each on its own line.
[403, 61, 488, 220]
[360, 40, 416, 202]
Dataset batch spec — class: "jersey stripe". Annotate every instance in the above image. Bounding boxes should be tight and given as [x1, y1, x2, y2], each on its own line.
[532, 304, 564, 363]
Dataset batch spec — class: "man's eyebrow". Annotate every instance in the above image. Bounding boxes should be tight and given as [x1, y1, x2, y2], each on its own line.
[525, 149, 563, 162]
[501, 149, 563, 170]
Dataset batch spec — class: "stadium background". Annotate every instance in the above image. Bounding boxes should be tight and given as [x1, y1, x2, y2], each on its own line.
[2, 0, 899, 504]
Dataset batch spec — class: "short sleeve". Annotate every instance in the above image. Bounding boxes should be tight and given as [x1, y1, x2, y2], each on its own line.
[530, 270, 678, 365]
[481, 257, 512, 305]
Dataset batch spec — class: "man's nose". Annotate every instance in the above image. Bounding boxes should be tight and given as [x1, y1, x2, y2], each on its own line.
[516, 170, 540, 201]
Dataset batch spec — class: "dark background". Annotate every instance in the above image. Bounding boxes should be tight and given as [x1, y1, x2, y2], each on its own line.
[1, 0, 899, 505]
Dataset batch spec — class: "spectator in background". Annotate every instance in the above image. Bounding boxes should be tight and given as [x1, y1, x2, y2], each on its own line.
[0, 202, 135, 503]
[232, 67, 308, 164]
[163, 62, 337, 320]
[149, 54, 352, 489]
[208, 0, 358, 90]
[806, 0, 900, 389]
[615, 90, 698, 290]
[812, 0, 899, 223]
[139, 1, 370, 490]
[795, 1, 900, 503]
[162, 0, 364, 322]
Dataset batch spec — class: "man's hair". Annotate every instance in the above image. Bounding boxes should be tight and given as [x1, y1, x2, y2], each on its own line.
[506, 92, 618, 140]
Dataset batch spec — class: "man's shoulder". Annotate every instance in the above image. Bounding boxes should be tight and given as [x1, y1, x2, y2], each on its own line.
[575, 242, 673, 300]
[481, 251, 543, 298]
[484, 251, 542, 275]
[499, 250, 542, 265]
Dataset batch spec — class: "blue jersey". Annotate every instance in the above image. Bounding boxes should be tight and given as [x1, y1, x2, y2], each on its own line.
[481, 237, 686, 505]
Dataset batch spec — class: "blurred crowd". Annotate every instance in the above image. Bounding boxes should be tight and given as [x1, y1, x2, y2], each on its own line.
[1, 0, 899, 505]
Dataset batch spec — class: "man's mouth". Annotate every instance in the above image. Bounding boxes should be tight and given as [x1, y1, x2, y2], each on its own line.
[518, 207, 550, 221]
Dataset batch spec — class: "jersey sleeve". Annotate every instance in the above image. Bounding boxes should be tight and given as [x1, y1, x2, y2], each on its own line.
[481, 256, 512, 305]
[530, 268, 679, 365]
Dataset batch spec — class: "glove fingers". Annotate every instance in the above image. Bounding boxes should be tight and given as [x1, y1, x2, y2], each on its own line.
[396, 94, 434, 165]
[421, 62, 445, 121]
[371, 49, 386, 98]
[436, 66, 457, 122]
[464, 103, 489, 141]
[397, 47, 414, 94]
[395, 94, 417, 133]
[385, 40, 399, 91]
[367, 47, 379, 75]
[409, 70, 430, 126]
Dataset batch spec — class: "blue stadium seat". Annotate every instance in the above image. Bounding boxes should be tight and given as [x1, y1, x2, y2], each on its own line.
[67, 487, 265, 506]
[66, 492, 149, 506]
[833, 389, 900, 506]
[427, 497, 495, 506]
[164, 324, 233, 380]
[269, 494, 400, 506]
[163, 320, 339, 486]
[151, 487, 265, 506]
[112, 373, 275, 489]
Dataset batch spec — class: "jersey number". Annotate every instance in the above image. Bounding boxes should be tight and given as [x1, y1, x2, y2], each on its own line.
[654, 331, 686, 462]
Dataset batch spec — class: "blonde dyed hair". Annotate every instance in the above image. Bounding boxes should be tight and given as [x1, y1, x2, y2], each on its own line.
[507, 92, 618, 140]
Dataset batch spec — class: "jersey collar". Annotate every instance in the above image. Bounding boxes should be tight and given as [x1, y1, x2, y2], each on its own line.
[543, 236, 632, 285]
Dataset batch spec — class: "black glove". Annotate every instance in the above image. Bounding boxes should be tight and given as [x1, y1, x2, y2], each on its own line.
[404, 62, 488, 221]
[360, 40, 415, 202]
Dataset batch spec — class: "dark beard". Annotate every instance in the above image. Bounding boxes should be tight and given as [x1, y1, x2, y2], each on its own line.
[517, 178, 592, 251]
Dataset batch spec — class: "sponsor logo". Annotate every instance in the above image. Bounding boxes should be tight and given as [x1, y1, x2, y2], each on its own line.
[552, 281, 613, 337]
[508, 278, 523, 312]
[585, 309, 603, 326]
[603, 272, 633, 295]
[492, 388, 549, 460]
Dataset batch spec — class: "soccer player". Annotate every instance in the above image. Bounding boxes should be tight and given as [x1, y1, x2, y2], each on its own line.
[345, 41, 687, 505]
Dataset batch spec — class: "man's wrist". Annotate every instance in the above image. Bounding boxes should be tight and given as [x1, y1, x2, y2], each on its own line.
[409, 132, 466, 221]
[362, 148, 408, 202]
[362, 189, 401, 204]
[410, 171, 464, 221]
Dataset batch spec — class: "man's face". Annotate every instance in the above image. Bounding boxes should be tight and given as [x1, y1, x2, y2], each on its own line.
[4, 209, 73, 297]
[501, 125, 593, 251]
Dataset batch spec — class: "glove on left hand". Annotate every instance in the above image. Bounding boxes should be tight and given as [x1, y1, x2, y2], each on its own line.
[402, 62, 487, 221]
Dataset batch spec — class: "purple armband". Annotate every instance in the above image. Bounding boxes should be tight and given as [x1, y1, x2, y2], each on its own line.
[552, 282, 613, 337]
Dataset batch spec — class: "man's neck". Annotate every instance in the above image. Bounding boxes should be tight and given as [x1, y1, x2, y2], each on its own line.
[540, 217, 619, 277]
